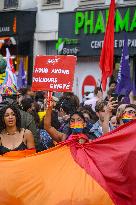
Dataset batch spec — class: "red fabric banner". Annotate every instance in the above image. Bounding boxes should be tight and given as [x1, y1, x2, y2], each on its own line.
[70, 120, 136, 205]
[99, 0, 115, 91]
[32, 55, 76, 92]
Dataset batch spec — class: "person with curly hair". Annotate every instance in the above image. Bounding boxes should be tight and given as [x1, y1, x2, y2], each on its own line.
[0, 103, 35, 155]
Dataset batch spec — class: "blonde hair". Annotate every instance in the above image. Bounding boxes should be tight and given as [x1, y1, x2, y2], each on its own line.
[116, 104, 127, 125]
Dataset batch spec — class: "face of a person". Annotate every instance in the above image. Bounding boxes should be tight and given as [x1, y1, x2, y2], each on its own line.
[97, 106, 106, 122]
[123, 107, 136, 118]
[110, 116, 117, 128]
[97, 90, 103, 98]
[4, 108, 16, 127]
[110, 83, 116, 91]
[70, 114, 85, 127]
[83, 113, 91, 122]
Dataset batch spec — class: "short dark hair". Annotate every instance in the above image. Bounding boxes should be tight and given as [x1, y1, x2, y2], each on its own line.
[95, 100, 107, 112]
[94, 87, 102, 95]
[0, 103, 21, 133]
[109, 80, 117, 87]
[69, 111, 86, 122]
[56, 98, 76, 115]
[21, 98, 34, 112]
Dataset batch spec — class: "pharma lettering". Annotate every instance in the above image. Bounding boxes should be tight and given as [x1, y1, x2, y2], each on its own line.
[75, 8, 136, 34]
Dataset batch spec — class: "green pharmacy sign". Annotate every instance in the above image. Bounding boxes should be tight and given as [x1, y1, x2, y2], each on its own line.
[56, 37, 79, 54]
[75, 8, 136, 34]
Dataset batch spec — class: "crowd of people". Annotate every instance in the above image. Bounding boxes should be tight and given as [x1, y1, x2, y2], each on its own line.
[0, 81, 136, 155]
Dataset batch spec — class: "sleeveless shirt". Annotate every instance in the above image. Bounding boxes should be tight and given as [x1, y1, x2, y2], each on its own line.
[0, 128, 27, 155]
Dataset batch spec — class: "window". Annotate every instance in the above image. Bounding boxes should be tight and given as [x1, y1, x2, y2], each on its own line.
[105, 0, 136, 6]
[123, 0, 136, 4]
[46, 0, 60, 3]
[4, 0, 18, 9]
[42, 0, 63, 9]
[78, 0, 105, 9]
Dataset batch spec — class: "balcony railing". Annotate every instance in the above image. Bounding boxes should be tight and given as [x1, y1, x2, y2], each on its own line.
[4, 0, 18, 9]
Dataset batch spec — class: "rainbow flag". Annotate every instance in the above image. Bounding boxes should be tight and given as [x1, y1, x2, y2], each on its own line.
[0, 120, 136, 204]
[0, 70, 17, 95]
[122, 113, 136, 123]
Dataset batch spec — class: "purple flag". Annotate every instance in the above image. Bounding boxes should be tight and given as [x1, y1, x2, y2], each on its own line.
[116, 34, 132, 96]
[132, 68, 136, 96]
[17, 59, 27, 89]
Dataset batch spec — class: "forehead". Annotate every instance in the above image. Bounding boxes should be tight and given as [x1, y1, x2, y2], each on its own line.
[98, 105, 106, 112]
[71, 114, 83, 120]
[110, 83, 116, 87]
[110, 116, 117, 121]
[124, 107, 136, 112]
[5, 108, 14, 113]
[83, 113, 90, 118]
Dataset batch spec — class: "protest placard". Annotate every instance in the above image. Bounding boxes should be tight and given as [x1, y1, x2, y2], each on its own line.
[32, 55, 76, 92]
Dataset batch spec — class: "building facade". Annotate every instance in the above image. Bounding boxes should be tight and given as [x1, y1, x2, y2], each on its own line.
[0, 0, 37, 85]
[35, 0, 136, 101]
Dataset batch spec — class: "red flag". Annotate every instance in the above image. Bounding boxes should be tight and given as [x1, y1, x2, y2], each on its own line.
[9, 58, 15, 73]
[99, 0, 115, 91]
[70, 120, 136, 205]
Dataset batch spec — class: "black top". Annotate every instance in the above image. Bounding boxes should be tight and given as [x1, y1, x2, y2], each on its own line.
[0, 129, 27, 155]
[0, 142, 27, 155]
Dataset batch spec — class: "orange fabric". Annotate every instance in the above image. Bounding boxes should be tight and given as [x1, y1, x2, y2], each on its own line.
[0, 145, 114, 205]
[2, 148, 36, 159]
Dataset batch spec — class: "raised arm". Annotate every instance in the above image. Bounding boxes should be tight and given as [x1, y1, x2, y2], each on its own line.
[102, 98, 117, 134]
[44, 102, 66, 142]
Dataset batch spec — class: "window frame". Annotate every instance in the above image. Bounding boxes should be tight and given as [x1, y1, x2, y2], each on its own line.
[78, 0, 105, 9]
[42, 0, 63, 10]
[4, 0, 18, 9]
[123, 0, 136, 5]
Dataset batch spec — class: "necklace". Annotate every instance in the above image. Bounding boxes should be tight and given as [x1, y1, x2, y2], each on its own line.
[5, 130, 17, 135]
[6, 132, 17, 135]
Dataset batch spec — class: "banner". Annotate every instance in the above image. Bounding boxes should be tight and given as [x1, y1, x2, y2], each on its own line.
[1, 120, 136, 204]
[32, 55, 76, 92]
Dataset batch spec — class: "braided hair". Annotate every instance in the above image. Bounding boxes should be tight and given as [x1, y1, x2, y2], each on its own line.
[0, 103, 21, 133]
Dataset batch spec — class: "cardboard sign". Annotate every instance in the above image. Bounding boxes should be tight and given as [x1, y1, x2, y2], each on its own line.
[32, 55, 76, 92]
